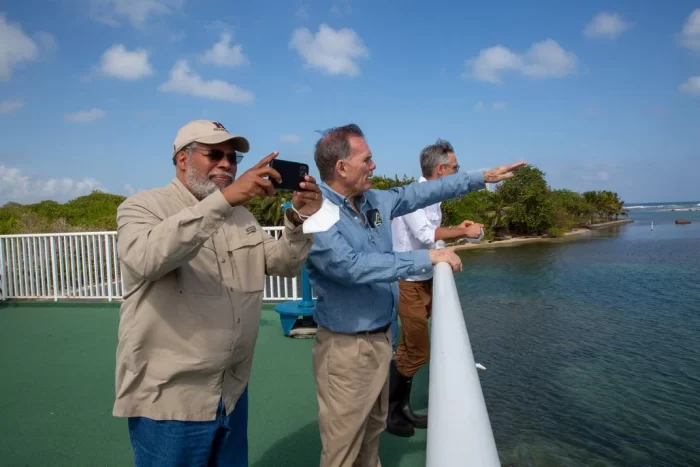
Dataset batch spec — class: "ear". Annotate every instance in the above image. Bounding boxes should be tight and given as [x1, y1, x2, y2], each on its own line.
[175, 151, 188, 170]
[335, 159, 346, 179]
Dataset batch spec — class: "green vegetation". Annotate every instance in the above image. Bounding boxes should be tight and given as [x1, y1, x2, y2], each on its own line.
[0, 166, 627, 237]
[0, 192, 126, 235]
[369, 167, 627, 240]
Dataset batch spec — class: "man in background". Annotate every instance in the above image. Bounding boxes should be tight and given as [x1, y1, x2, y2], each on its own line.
[305, 124, 525, 466]
[113, 120, 322, 466]
[388, 139, 484, 437]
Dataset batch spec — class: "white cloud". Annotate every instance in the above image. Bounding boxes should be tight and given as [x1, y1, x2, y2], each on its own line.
[169, 31, 186, 43]
[289, 24, 369, 76]
[159, 60, 254, 104]
[473, 101, 507, 111]
[201, 33, 248, 67]
[65, 108, 106, 123]
[331, 0, 351, 17]
[679, 76, 700, 96]
[84, 0, 183, 29]
[280, 134, 302, 144]
[0, 14, 56, 81]
[584, 12, 633, 39]
[296, 5, 310, 20]
[123, 184, 136, 195]
[35, 31, 58, 53]
[0, 99, 24, 114]
[463, 39, 578, 84]
[98, 44, 153, 80]
[135, 109, 157, 117]
[678, 8, 700, 52]
[0, 165, 102, 204]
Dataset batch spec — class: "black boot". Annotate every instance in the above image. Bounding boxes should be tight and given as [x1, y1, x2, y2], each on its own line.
[400, 376, 428, 429]
[385, 361, 414, 437]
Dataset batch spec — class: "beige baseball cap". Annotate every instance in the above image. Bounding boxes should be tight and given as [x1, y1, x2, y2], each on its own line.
[172, 120, 250, 155]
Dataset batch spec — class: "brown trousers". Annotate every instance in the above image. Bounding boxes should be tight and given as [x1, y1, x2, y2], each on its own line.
[394, 280, 433, 378]
[312, 327, 392, 467]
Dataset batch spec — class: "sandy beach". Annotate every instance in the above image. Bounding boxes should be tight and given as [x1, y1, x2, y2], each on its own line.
[449, 219, 634, 252]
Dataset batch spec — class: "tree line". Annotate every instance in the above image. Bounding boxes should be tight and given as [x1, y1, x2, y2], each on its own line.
[0, 166, 626, 238]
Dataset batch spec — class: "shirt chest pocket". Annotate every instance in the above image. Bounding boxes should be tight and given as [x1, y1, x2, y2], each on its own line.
[177, 239, 223, 296]
[228, 230, 265, 293]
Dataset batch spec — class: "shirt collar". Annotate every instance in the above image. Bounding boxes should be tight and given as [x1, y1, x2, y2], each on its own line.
[320, 182, 369, 210]
[170, 177, 201, 207]
[419, 176, 427, 183]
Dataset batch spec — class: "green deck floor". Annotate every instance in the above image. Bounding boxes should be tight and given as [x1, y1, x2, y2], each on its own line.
[0, 301, 429, 466]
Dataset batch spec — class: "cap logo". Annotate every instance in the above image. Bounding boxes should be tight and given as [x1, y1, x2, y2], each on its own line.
[212, 121, 227, 131]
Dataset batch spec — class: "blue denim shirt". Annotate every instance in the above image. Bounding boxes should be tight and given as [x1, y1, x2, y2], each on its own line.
[306, 171, 486, 334]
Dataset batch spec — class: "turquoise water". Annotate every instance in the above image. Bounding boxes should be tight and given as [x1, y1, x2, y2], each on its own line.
[454, 205, 700, 466]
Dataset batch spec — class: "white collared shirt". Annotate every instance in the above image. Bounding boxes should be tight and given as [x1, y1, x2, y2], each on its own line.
[391, 177, 441, 281]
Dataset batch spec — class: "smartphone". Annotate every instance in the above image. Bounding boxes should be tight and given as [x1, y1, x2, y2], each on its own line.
[269, 159, 309, 191]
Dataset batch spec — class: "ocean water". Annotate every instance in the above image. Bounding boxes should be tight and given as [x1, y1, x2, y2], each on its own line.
[453, 204, 700, 467]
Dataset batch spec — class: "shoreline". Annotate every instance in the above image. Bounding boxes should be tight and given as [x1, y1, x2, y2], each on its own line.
[449, 219, 634, 252]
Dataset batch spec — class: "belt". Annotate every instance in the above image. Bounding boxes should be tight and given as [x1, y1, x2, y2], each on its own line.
[356, 323, 390, 335]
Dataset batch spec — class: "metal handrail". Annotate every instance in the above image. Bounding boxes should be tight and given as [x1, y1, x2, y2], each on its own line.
[426, 262, 500, 466]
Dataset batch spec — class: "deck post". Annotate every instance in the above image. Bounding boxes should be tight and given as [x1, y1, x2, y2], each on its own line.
[105, 234, 113, 302]
[50, 237, 59, 302]
[0, 238, 6, 301]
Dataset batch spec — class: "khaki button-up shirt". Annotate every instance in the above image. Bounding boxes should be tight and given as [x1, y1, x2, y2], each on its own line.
[112, 178, 312, 421]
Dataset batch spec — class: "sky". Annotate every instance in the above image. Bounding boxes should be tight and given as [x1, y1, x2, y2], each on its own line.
[0, 0, 699, 205]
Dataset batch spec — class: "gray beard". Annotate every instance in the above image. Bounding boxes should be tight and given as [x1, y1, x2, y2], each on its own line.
[185, 164, 232, 200]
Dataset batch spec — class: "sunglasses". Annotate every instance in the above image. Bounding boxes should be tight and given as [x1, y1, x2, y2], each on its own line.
[198, 148, 244, 165]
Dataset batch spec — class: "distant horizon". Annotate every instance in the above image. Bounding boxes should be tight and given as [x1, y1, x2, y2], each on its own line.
[0, 187, 698, 208]
[625, 200, 700, 205]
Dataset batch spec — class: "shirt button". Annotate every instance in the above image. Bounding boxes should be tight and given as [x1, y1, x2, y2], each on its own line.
[220, 258, 226, 263]
[229, 287, 235, 292]
[236, 318, 241, 324]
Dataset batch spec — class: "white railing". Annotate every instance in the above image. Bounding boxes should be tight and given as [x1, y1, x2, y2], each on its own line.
[0, 228, 300, 302]
[425, 262, 500, 467]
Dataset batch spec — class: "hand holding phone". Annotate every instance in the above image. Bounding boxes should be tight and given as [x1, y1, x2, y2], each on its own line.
[269, 159, 309, 191]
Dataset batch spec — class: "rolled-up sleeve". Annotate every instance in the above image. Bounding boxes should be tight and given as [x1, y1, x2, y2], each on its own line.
[262, 213, 313, 277]
[401, 209, 437, 247]
[308, 228, 432, 285]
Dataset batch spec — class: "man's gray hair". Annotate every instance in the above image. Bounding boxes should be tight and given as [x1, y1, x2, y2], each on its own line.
[420, 139, 454, 177]
[172, 142, 201, 165]
[313, 124, 365, 182]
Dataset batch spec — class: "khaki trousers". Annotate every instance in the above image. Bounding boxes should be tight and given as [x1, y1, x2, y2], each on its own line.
[394, 280, 433, 378]
[312, 326, 392, 467]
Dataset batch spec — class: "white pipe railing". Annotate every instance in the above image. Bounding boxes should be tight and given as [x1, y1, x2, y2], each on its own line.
[426, 262, 500, 467]
[0, 228, 300, 302]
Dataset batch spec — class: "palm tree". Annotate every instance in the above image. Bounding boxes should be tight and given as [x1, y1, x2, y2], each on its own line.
[248, 191, 292, 226]
[483, 194, 512, 236]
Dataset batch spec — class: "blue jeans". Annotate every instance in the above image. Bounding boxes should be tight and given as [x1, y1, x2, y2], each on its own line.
[128, 388, 249, 467]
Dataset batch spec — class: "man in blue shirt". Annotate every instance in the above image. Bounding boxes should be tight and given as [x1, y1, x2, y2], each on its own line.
[306, 124, 525, 467]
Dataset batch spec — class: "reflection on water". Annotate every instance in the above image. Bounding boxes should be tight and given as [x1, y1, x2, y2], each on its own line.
[452, 211, 700, 466]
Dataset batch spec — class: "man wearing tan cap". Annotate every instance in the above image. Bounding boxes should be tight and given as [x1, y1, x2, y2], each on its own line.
[113, 120, 322, 466]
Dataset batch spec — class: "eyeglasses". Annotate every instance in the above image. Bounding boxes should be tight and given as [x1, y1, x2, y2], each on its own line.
[193, 147, 244, 165]
[442, 163, 460, 171]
